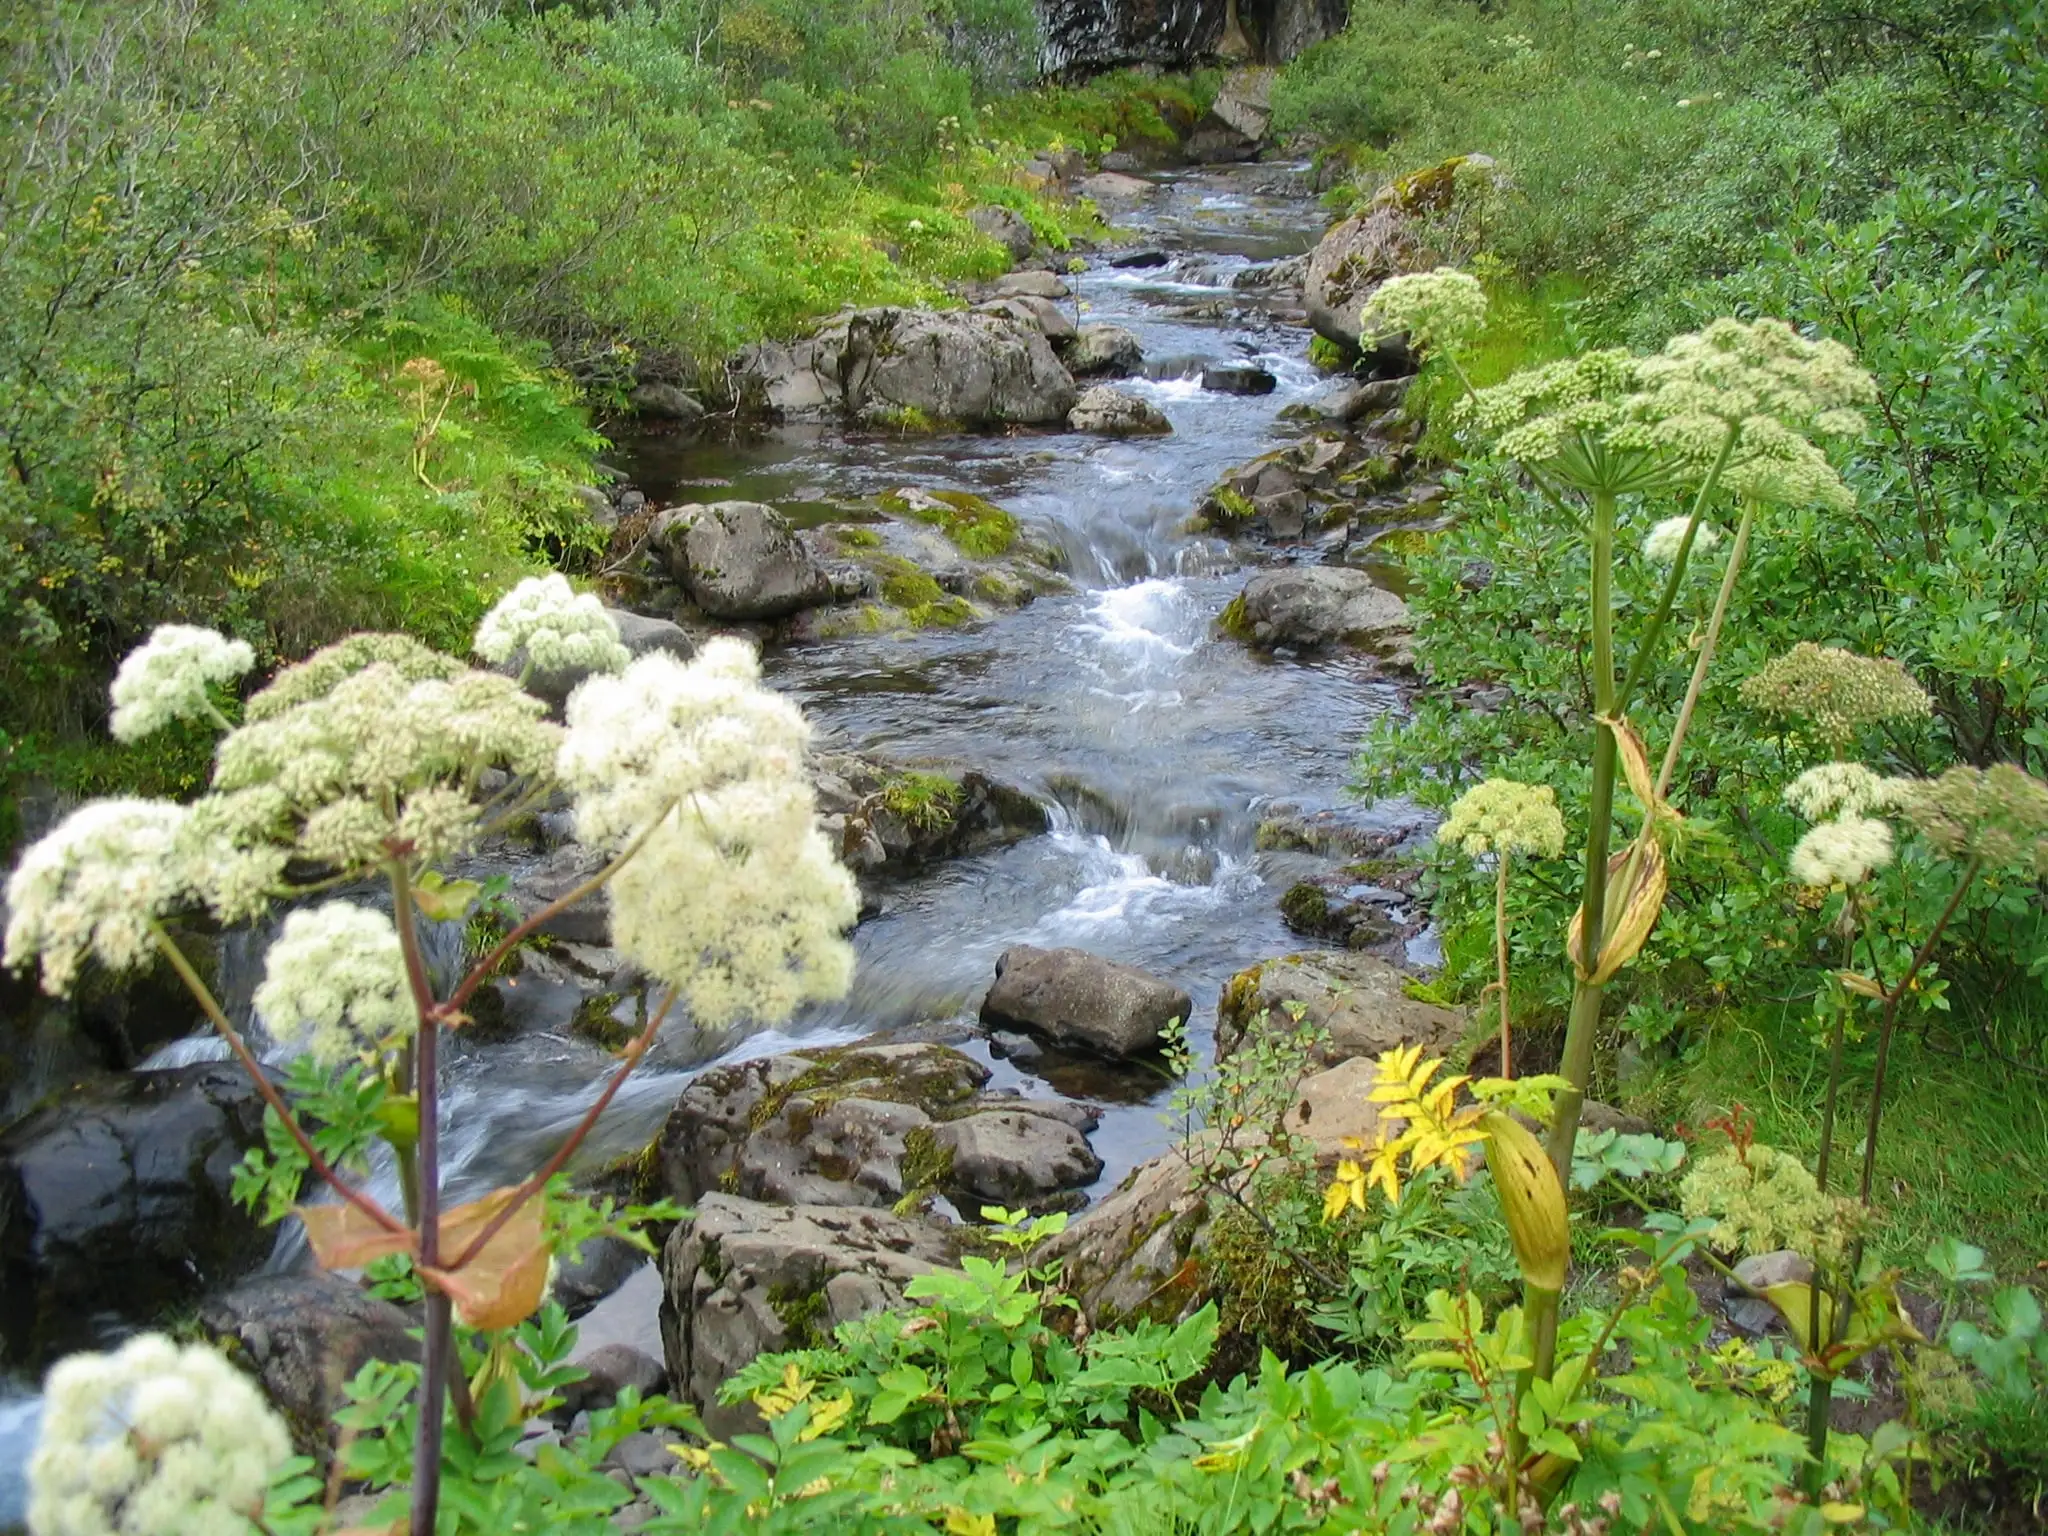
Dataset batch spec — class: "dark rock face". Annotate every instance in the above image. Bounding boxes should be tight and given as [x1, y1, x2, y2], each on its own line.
[199, 1273, 418, 1458]
[1038, 0, 1349, 78]
[0, 1063, 273, 1366]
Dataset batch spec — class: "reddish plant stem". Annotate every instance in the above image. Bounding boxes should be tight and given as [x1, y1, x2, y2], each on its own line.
[392, 866, 448, 1536]
[150, 925, 405, 1234]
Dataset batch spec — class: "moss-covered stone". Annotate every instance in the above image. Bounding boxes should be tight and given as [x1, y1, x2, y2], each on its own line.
[767, 1279, 831, 1346]
[1279, 882, 1331, 931]
[879, 770, 964, 834]
[874, 555, 977, 628]
[1217, 593, 1254, 640]
[880, 488, 1021, 557]
[569, 991, 633, 1050]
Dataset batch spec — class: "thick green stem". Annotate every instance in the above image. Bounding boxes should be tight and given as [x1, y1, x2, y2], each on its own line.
[1495, 853, 1513, 1077]
[1546, 491, 1618, 1177]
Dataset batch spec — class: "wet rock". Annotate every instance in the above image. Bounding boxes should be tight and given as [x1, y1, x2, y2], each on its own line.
[660, 1195, 957, 1433]
[1069, 384, 1172, 436]
[1065, 324, 1145, 378]
[981, 944, 1193, 1058]
[628, 382, 705, 421]
[1216, 950, 1465, 1066]
[731, 308, 1076, 429]
[1202, 363, 1277, 396]
[512, 841, 612, 946]
[1304, 206, 1419, 353]
[1223, 566, 1412, 658]
[1233, 255, 1309, 293]
[979, 294, 1076, 344]
[551, 1232, 652, 1318]
[1079, 171, 1152, 202]
[1110, 248, 1172, 269]
[655, 501, 834, 620]
[969, 205, 1035, 264]
[1210, 67, 1276, 142]
[1185, 124, 1259, 164]
[991, 269, 1070, 300]
[1278, 878, 1401, 950]
[0, 1062, 273, 1366]
[554, 1343, 667, 1421]
[1040, 0, 1343, 77]
[1315, 376, 1412, 422]
[810, 753, 1049, 875]
[199, 1273, 418, 1457]
[935, 1109, 1102, 1207]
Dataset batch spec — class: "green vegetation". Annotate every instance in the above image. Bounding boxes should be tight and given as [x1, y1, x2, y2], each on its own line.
[0, 0, 1186, 825]
[878, 770, 964, 834]
[883, 489, 1022, 557]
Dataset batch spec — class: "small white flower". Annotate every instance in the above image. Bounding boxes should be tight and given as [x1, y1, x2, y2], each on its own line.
[1790, 816, 1893, 887]
[4, 800, 206, 995]
[108, 626, 255, 743]
[474, 574, 629, 680]
[29, 1333, 291, 1536]
[1783, 762, 1902, 821]
[1641, 515, 1723, 564]
[1675, 97, 1692, 107]
[253, 901, 414, 1065]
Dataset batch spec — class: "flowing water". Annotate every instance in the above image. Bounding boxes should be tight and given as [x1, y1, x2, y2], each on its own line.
[0, 163, 1426, 1519]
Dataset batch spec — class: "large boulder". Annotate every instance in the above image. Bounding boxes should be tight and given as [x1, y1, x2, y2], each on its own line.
[968, 205, 1035, 264]
[660, 1195, 957, 1434]
[979, 295, 1076, 345]
[1303, 205, 1419, 352]
[981, 945, 1192, 1058]
[1224, 566, 1412, 657]
[1078, 171, 1152, 203]
[1069, 384, 1172, 437]
[1216, 950, 1465, 1066]
[991, 270, 1070, 300]
[0, 1063, 273, 1366]
[1065, 324, 1145, 379]
[732, 309, 1076, 430]
[652, 1042, 1101, 1213]
[656, 501, 834, 620]
[1208, 66, 1277, 143]
[200, 1273, 418, 1457]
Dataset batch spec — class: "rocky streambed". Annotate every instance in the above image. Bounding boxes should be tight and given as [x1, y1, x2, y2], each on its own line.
[0, 156, 1476, 1516]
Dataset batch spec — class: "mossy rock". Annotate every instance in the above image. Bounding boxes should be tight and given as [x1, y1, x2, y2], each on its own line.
[875, 555, 977, 628]
[878, 770, 964, 834]
[1279, 882, 1330, 931]
[1216, 593, 1254, 641]
[767, 1280, 831, 1347]
[569, 991, 634, 1050]
[879, 488, 1020, 558]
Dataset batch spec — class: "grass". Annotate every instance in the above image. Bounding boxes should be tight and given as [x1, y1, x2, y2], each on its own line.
[879, 771, 963, 834]
[1664, 1005, 2048, 1278]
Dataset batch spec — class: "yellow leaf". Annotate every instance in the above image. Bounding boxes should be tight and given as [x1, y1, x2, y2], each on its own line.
[800, 1393, 854, 1441]
[1480, 1111, 1570, 1291]
[944, 1510, 997, 1536]
[1820, 1503, 1866, 1524]
[1599, 713, 1659, 814]
[1836, 970, 1886, 1000]
[1567, 836, 1668, 984]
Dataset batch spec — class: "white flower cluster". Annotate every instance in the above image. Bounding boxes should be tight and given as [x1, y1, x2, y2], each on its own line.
[4, 801, 205, 995]
[1437, 777, 1568, 859]
[108, 626, 255, 743]
[1359, 268, 1488, 355]
[210, 637, 561, 877]
[28, 1333, 291, 1536]
[1782, 762, 1903, 822]
[1789, 816, 1893, 888]
[1641, 515, 1722, 565]
[559, 640, 858, 1025]
[1460, 317, 1873, 508]
[253, 902, 414, 1065]
[473, 574, 630, 680]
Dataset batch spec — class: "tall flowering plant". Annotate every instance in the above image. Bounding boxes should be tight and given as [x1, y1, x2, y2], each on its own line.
[5, 578, 859, 1536]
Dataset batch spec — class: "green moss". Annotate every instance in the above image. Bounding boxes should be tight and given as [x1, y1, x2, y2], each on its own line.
[768, 1280, 830, 1346]
[1209, 486, 1257, 527]
[1309, 335, 1349, 372]
[872, 404, 940, 434]
[879, 770, 963, 833]
[894, 1125, 956, 1215]
[1279, 883, 1331, 931]
[873, 555, 976, 628]
[1372, 527, 1431, 558]
[1216, 593, 1255, 641]
[834, 525, 884, 549]
[879, 489, 1020, 557]
[569, 991, 632, 1050]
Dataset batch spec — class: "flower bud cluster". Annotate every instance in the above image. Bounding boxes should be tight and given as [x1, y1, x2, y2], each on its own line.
[1358, 267, 1489, 356]
[1739, 643, 1931, 749]
[1641, 514, 1721, 565]
[1898, 763, 2048, 876]
[1437, 777, 1567, 859]
[253, 901, 413, 1064]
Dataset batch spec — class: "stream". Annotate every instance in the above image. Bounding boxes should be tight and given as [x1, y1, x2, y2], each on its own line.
[0, 161, 1424, 1517]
